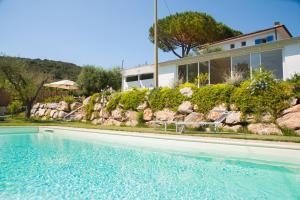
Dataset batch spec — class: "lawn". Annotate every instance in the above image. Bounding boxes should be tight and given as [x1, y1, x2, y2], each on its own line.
[1, 115, 300, 143]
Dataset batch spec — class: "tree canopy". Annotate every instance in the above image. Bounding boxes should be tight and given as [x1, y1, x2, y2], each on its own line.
[77, 66, 122, 96]
[149, 12, 242, 58]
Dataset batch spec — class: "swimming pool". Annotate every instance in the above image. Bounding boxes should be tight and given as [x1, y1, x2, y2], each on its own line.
[1, 127, 300, 199]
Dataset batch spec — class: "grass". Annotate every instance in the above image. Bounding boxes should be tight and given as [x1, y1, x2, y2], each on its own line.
[1, 115, 300, 143]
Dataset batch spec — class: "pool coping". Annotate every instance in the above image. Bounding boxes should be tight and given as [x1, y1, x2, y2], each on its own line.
[37, 126, 300, 151]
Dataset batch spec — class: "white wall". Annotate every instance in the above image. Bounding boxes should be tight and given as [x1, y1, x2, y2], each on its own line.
[158, 65, 177, 88]
[283, 43, 300, 79]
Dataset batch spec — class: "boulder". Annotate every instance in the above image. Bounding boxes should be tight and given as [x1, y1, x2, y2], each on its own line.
[71, 102, 82, 111]
[45, 109, 52, 117]
[247, 123, 282, 135]
[276, 112, 300, 130]
[73, 113, 84, 121]
[245, 114, 256, 124]
[31, 108, 37, 115]
[111, 108, 123, 120]
[261, 112, 273, 123]
[103, 118, 121, 126]
[52, 111, 59, 119]
[184, 112, 205, 128]
[178, 101, 193, 114]
[223, 125, 242, 132]
[93, 103, 102, 111]
[32, 103, 40, 110]
[207, 104, 227, 121]
[90, 112, 99, 121]
[143, 108, 153, 121]
[50, 110, 57, 118]
[92, 118, 103, 125]
[125, 120, 138, 127]
[58, 111, 67, 119]
[289, 97, 299, 107]
[146, 121, 158, 128]
[126, 111, 138, 121]
[179, 87, 193, 97]
[99, 109, 110, 119]
[296, 130, 300, 136]
[174, 114, 185, 122]
[154, 109, 176, 121]
[137, 102, 147, 111]
[57, 101, 69, 112]
[38, 109, 46, 117]
[281, 104, 300, 115]
[83, 97, 91, 105]
[46, 103, 58, 110]
[225, 111, 241, 125]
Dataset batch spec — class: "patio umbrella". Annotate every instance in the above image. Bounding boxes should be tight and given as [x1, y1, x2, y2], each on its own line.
[44, 80, 79, 90]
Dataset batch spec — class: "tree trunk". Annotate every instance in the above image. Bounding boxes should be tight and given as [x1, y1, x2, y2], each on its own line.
[25, 103, 32, 119]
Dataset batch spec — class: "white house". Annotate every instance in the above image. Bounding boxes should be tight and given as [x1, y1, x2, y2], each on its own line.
[122, 24, 300, 91]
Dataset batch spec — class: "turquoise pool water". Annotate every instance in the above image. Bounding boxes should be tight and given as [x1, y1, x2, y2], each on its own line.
[0, 128, 300, 200]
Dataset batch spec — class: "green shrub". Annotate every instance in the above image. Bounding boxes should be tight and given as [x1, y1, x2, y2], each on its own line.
[44, 96, 62, 103]
[231, 71, 293, 116]
[63, 96, 75, 104]
[287, 73, 300, 98]
[106, 92, 122, 113]
[178, 82, 197, 90]
[191, 84, 234, 114]
[85, 93, 101, 118]
[7, 100, 23, 117]
[137, 111, 145, 126]
[119, 89, 147, 111]
[148, 87, 186, 111]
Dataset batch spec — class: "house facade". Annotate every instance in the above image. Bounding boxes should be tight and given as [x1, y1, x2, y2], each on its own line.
[122, 24, 300, 90]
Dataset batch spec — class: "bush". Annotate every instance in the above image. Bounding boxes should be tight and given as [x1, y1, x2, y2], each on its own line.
[178, 82, 197, 90]
[191, 84, 234, 114]
[287, 73, 300, 98]
[44, 96, 62, 103]
[148, 87, 186, 111]
[85, 93, 101, 118]
[106, 92, 122, 113]
[119, 89, 147, 111]
[63, 96, 75, 104]
[231, 70, 293, 116]
[7, 100, 23, 117]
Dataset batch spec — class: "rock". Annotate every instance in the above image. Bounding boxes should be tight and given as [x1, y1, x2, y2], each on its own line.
[178, 101, 193, 114]
[99, 109, 110, 119]
[245, 114, 256, 124]
[39, 104, 45, 109]
[261, 112, 273, 123]
[83, 97, 91, 105]
[46, 103, 58, 110]
[90, 112, 99, 121]
[58, 111, 67, 118]
[32, 103, 40, 109]
[126, 111, 138, 121]
[45, 109, 52, 117]
[137, 102, 147, 111]
[180, 87, 193, 97]
[247, 123, 282, 135]
[125, 120, 138, 127]
[111, 108, 123, 120]
[146, 121, 158, 128]
[289, 97, 298, 106]
[71, 102, 82, 111]
[207, 104, 227, 121]
[223, 125, 242, 132]
[92, 119, 103, 125]
[73, 113, 84, 121]
[31, 108, 37, 115]
[57, 101, 69, 112]
[143, 108, 153, 121]
[38, 109, 46, 117]
[52, 111, 59, 119]
[93, 103, 102, 111]
[50, 110, 57, 118]
[296, 130, 300, 136]
[276, 112, 300, 130]
[154, 109, 176, 121]
[193, 104, 198, 111]
[184, 112, 205, 128]
[281, 104, 300, 115]
[225, 111, 241, 125]
[174, 114, 185, 122]
[103, 118, 121, 126]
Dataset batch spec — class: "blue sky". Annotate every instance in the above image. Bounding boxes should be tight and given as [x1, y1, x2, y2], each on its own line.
[0, 0, 300, 68]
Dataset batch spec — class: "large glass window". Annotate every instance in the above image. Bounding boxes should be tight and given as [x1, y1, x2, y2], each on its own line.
[140, 73, 154, 80]
[210, 57, 231, 84]
[199, 61, 209, 85]
[232, 55, 250, 79]
[178, 65, 187, 83]
[126, 76, 138, 82]
[261, 49, 283, 79]
[188, 63, 198, 83]
[251, 53, 261, 72]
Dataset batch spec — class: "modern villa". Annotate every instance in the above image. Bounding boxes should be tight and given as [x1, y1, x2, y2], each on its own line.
[122, 23, 300, 90]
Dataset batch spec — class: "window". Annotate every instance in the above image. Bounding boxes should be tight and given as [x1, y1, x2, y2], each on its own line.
[126, 75, 138, 82]
[140, 73, 154, 80]
[251, 53, 261, 71]
[255, 35, 274, 45]
[188, 63, 198, 83]
[210, 57, 231, 84]
[266, 35, 274, 42]
[241, 41, 246, 47]
[199, 61, 209, 85]
[261, 49, 283, 79]
[230, 44, 235, 49]
[178, 65, 187, 83]
[232, 55, 250, 79]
